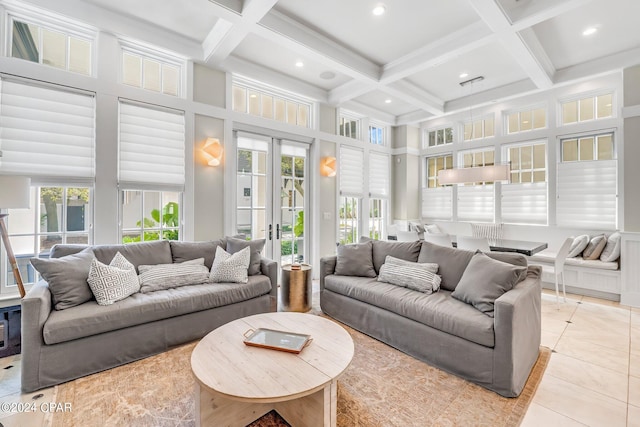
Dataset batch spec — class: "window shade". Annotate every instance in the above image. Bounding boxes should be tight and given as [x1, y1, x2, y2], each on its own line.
[457, 185, 494, 222]
[0, 79, 95, 178]
[422, 187, 452, 220]
[369, 152, 389, 197]
[501, 182, 547, 225]
[339, 146, 363, 196]
[557, 160, 617, 229]
[119, 101, 185, 187]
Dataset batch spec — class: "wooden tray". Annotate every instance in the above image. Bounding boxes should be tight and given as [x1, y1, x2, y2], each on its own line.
[243, 328, 313, 354]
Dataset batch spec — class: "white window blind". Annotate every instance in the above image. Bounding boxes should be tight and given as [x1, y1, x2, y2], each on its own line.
[557, 160, 617, 229]
[0, 79, 95, 178]
[457, 185, 494, 222]
[339, 146, 364, 196]
[422, 187, 452, 220]
[119, 101, 185, 187]
[369, 152, 389, 198]
[501, 182, 547, 225]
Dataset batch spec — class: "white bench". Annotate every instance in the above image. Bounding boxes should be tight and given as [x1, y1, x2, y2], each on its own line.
[527, 250, 621, 300]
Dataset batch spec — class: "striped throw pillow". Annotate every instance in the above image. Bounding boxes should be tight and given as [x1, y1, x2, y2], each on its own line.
[138, 258, 210, 293]
[377, 255, 441, 294]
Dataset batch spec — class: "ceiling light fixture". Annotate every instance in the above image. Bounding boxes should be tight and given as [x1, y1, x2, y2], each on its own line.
[460, 76, 484, 87]
[385, 99, 392, 104]
[582, 27, 598, 36]
[372, 5, 386, 16]
[295, 61, 304, 68]
[459, 73, 469, 79]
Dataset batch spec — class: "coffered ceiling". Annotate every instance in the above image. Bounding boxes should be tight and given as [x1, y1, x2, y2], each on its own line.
[25, 0, 640, 125]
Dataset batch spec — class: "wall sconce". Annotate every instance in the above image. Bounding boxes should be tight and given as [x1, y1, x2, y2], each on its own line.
[202, 138, 223, 166]
[320, 156, 337, 177]
[437, 164, 510, 185]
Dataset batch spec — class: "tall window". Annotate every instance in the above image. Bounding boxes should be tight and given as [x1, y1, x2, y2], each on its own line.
[9, 17, 93, 76]
[369, 123, 385, 145]
[4, 186, 91, 294]
[422, 154, 453, 220]
[502, 142, 547, 225]
[457, 149, 495, 222]
[232, 79, 312, 128]
[368, 153, 389, 239]
[121, 43, 184, 97]
[463, 116, 494, 141]
[369, 199, 385, 240]
[507, 107, 546, 134]
[339, 197, 359, 244]
[425, 126, 453, 148]
[557, 132, 616, 229]
[339, 113, 360, 139]
[339, 146, 364, 244]
[561, 93, 613, 125]
[118, 101, 185, 242]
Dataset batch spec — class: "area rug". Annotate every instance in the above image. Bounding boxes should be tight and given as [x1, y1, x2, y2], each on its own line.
[50, 321, 550, 427]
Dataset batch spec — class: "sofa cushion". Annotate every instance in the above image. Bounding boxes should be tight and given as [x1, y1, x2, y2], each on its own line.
[43, 275, 272, 345]
[87, 253, 140, 306]
[170, 240, 225, 269]
[360, 237, 422, 274]
[226, 237, 265, 276]
[30, 248, 96, 310]
[210, 246, 251, 283]
[138, 258, 210, 293]
[583, 234, 607, 260]
[451, 253, 526, 317]
[377, 256, 440, 294]
[418, 242, 475, 291]
[335, 241, 376, 277]
[324, 275, 494, 347]
[529, 251, 619, 270]
[568, 235, 589, 258]
[600, 231, 622, 262]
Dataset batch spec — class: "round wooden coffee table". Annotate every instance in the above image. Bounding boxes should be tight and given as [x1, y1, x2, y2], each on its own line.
[191, 312, 354, 427]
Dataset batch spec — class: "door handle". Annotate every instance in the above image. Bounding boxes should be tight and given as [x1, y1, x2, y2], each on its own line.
[268, 224, 272, 241]
[276, 224, 280, 239]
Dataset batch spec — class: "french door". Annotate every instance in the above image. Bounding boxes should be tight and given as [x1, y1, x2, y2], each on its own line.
[234, 132, 309, 267]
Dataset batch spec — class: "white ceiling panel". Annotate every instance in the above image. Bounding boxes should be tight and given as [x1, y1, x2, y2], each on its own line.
[353, 91, 419, 117]
[532, 0, 640, 70]
[274, 0, 480, 65]
[406, 42, 529, 102]
[232, 34, 352, 91]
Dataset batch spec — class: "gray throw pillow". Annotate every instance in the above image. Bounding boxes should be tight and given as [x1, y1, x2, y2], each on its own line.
[226, 237, 265, 276]
[170, 240, 225, 270]
[484, 251, 528, 283]
[600, 231, 621, 262]
[583, 234, 607, 260]
[418, 241, 475, 291]
[567, 235, 589, 258]
[360, 236, 422, 274]
[377, 256, 440, 293]
[30, 248, 96, 310]
[335, 241, 376, 277]
[92, 240, 173, 272]
[138, 258, 210, 293]
[451, 253, 527, 317]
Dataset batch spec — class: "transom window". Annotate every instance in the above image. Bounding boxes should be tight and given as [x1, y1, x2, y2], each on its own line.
[426, 126, 453, 148]
[425, 155, 453, 188]
[463, 116, 494, 141]
[121, 44, 184, 97]
[507, 108, 546, 134]
[339, 113, 360, 139]
[508, 142, 546, 183]
[561, 133, 614, 162]
[369, 124, 386, 145]
[561, 93, 613, 125]
[9, 18, 93, 76]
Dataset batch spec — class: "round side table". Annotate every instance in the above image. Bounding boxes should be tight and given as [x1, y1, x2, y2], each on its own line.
[280, 264, 312, 312]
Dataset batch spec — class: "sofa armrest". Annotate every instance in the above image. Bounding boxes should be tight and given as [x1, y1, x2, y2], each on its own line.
[260, 257, 278, 301]
[492, 265, 542, 397]
[320, 256, 337, 291]
[21, 280, 53, 392]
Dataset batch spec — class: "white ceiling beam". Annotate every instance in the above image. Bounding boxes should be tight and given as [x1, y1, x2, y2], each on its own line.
[466, 0, 553, 89]
[203, 0, 279, 64]
[553, 47, 640, 85]
[328, 80, 376, 105]
[444, 79, 538, 114]
[396, 110, 434, 126]
[341, 100, 397, 126]
[381, 81, 444, 116]
[510, 0, 596, 31]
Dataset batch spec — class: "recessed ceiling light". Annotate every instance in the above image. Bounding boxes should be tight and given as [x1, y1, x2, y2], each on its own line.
[295, 61, 304, 68]
[372, 5, 386, 16]
[582, 27, 598, 36]
[385, 99, 392, 104]
[459, 73, 469, 79]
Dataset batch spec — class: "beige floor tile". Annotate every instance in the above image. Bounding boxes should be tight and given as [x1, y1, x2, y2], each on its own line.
[630, 376, 640, 407]
[546, 353, 628, 402]
[631, 351, 640, 379]
[521, 402, 587, 427]
[541, 330, 562, 350]
[581, 296, 626, 308]
[554, 335, 629, 375]
[542, 317, 571, 335]
[533, 375, 627, 427]
[562, 323, 629, 353]
[0, 386, 55, 424]
[629, 404, 640, 427]
[573, 301, 631, 325]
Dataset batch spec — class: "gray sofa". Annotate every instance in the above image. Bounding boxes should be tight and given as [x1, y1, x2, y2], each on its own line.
[21, 239, 277, 392]
[320, 239, 542, 397]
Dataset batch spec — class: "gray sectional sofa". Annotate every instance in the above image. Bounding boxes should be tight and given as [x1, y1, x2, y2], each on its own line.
[320, 239, 542, 397]
[21, 239, 277, 392]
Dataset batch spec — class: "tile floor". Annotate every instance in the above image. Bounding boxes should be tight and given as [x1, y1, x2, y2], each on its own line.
[0, 289, 638, 426]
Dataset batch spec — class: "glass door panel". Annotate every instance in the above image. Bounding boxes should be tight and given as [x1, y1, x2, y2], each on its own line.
[235, 138, 270, 243]
[279, 144, 307, 265]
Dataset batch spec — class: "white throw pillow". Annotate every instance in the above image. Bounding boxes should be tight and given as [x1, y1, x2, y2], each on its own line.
[600, 231, 622, 262]
[87, 252, 140, 306]
[209, 246, 250, 284]
[138, 258, 210, 293]
[567, 235, 589, 258]
[377, 255, 441, 293]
